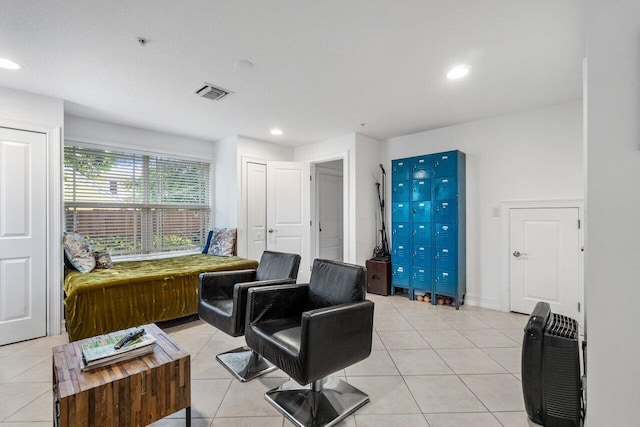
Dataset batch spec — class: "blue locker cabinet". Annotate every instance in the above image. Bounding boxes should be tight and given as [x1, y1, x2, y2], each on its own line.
[389, 150, 466, 308]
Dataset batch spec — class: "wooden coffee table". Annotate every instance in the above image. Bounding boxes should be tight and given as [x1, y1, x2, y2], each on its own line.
[53, 323, 191, 427]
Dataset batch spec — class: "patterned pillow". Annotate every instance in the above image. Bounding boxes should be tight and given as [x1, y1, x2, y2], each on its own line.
[63, 232, 96, 273]
[93, 250, 114, 269]
[207, 228, 237, 257]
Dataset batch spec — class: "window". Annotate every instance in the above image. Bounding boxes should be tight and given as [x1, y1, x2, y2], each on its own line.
[64, 143, 211, 257]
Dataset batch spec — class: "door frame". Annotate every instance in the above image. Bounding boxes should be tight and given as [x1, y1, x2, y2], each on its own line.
[315, 164, 344, 260]
[306, 151, 351, 263]
[501, 199, 584, 322]
[0, 118, 62, 337]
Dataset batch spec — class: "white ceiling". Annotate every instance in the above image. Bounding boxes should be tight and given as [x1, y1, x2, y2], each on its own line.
[0, 0, 585, 146]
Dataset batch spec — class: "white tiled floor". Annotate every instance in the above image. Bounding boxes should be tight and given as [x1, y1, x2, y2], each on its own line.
[0, 294, 538, 426]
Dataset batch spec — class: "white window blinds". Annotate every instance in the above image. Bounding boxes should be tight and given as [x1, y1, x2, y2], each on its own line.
[64, 144, 211, 257]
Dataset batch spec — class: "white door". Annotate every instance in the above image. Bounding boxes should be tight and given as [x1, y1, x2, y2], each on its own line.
[510, 207, 580, 320]
[246, 162, 267, 261]
[267, 161, 310, 282]
[317, 167, 343, 261]
[0, 127, 47, 345]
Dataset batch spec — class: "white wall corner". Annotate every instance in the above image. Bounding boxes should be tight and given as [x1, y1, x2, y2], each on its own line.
[354, 133, 382, 265]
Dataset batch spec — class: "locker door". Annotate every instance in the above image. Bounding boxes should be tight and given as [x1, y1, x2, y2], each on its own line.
[392, 202, 410, 222]
[392, 242, 411, 265]
[433, 151, 458, 177]
[435, 223, 457, 248]
[392, 222, 411, 244]
[412, 223, 432, 247]
[435, 270, 457, 295]
[434, 177, 457, 200]
[412, 266, 432, 288]
[412, 201, 431, 222]
[434, 200, 457, 222]
[413, 244, 429, 264]
[412, 179, 431, 201]
[392, 159, 411, 181]
[392, 265, 410, 287]
[435, 247, 457, 271]
[412, 155, 433, 179]
[392, 181, 410, 202]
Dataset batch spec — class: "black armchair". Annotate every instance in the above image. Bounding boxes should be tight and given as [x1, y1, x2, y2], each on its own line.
[198, 250, 301, 381]
[245, 259, 374, 427]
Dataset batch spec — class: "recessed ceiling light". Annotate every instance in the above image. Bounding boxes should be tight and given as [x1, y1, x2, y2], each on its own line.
[447, 64, 470, 80]
[0, 58, 20, 70]
[270, 128, 283, 136]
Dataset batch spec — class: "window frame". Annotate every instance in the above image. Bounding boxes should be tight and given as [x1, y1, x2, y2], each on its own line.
[63, 139, 214, 261]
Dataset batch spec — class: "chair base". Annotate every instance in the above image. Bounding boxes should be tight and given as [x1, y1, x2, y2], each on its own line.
[265, 376, 370, 427]
[216, 346, 276, 382]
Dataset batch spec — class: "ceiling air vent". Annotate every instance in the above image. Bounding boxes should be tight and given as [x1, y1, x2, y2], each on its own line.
[195, 83, 233, 101]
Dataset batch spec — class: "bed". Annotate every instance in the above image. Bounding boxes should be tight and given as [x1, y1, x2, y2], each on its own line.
[63, 254, 258, 341]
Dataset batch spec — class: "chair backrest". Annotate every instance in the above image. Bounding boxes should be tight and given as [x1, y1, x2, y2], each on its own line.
[308, 259, 366, 308]
[255, 251, 301, 282]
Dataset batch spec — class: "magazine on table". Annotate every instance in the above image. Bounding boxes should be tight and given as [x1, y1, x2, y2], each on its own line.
[80, 327, 157, 371]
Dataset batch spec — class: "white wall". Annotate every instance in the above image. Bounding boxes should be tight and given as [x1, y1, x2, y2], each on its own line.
[355, 133, 382, 265]
[212, 135, 239, 228]
[0, 86, 63, 126]
[237, 135, 294, 163]
[65, 116, 215, 158]
[585, 1, 640, 424]
[383, 101, 583, 309]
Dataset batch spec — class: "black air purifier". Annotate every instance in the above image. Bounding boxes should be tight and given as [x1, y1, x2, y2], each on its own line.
[522, 302, 583, 427]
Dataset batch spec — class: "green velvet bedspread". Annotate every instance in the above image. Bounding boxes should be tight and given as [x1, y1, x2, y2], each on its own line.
[64, 254, 258, 341]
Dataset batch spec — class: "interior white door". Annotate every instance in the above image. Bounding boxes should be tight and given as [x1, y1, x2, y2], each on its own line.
[510, 207, 580, 319]
[317, 168, 343, 261]
[246, 162, 267, 261]
[267, 161, 310, 282]
[0, 127, 47, 345]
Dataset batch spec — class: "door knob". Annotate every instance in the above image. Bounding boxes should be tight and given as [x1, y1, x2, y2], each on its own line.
[268, 228, 278, 233]
[513, 251, 527, 257]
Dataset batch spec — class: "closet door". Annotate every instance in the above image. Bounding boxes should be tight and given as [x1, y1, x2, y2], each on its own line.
[266, 161, 311, 282]
[0, 127, 47, 345]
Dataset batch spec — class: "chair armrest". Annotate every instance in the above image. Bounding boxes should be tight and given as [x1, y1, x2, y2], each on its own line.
[301, 300, 375, 381]
[232, 278, 297, 327]
[234, 278, 298, 295]
[246, 283, 310, 325]
[198, 269, 256, 301]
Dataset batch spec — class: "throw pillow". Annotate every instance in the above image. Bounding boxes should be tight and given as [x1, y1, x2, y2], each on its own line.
[63, 232, 96, 273]
[207, 228, 236, 257]
[93, 250, 114, 269]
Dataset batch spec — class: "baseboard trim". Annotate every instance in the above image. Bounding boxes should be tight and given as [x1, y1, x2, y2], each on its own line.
[464, 295, 503, 311]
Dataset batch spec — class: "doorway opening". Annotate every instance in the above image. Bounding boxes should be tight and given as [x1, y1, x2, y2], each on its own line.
[314, 160, 344, 262]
